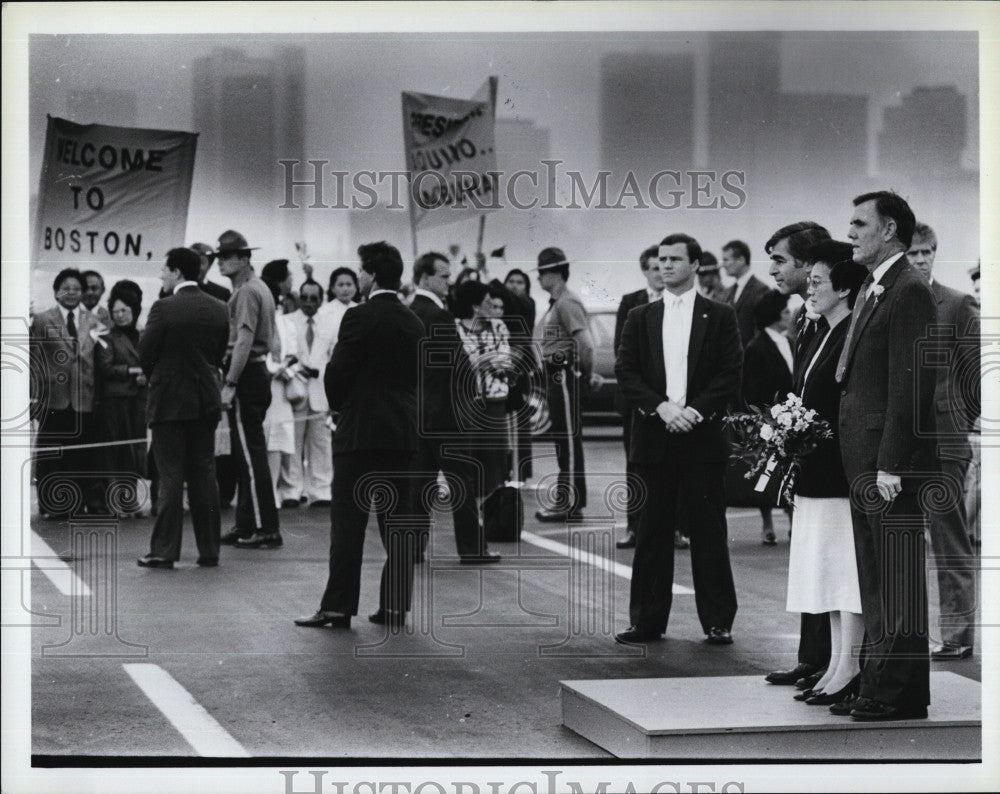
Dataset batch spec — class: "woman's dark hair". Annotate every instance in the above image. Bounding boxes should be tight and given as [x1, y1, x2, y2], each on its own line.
[753, 289, 789, 331]
[327, 267, 360, 302]
[452, 280, 491, 319]
[503, 268, 532, 296]
[108, 280, 143, 333]
[53, 268, 84, 292]
[827, 259, 869, 310]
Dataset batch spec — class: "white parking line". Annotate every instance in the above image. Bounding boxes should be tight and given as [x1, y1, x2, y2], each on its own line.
[520, 530, 695, 594]
[123, 664, 250, 757]
[31, 531, 91, 597]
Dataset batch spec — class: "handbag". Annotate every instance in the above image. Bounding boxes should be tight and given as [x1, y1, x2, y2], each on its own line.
[484, 412, 523, 542]
[284, 372, 309, 408]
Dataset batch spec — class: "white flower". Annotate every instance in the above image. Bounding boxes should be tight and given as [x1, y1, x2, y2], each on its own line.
[777, 413, 793, 428]
[759, 424, 774, 441]
[770, 404, 783, 419]
[872, 284, 885, 298]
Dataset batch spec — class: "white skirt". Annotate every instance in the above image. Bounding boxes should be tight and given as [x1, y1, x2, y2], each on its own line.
[264, 377, 296, 454]
[785, 496, 862, 614]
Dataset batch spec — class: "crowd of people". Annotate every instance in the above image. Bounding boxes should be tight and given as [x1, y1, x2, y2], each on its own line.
[30, 188, 981, 723]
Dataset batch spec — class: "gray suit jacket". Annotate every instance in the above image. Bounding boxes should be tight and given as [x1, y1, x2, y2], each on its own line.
[30, 305, 102, 413]
[929, 279, 979, 457]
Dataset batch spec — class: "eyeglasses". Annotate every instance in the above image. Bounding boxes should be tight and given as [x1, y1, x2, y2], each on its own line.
[807, 278, 831, 289]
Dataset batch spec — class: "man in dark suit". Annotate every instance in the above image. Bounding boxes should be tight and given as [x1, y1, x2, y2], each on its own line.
[763, 221, 834, 688]
[836, 191, 937, 720]
[906, 222, 979, 662]
[721, 239, 771, 347]
[31, 268, 102, 517]
[613, 245, 662, 549]
[410, 251, 499, 564]
[137, 248, 230, 568]
[295, 241, 426, 630]
[614, 233, 742, 646]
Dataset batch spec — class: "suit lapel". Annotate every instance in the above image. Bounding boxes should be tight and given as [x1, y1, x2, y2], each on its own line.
[646, 300, 666, 393]
[687, 294, 709, 387]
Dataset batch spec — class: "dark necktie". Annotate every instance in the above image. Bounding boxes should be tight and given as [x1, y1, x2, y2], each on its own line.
[306, 317, 314, 351]
[66, 310, 77, 340]
[835, 273, 874, 383]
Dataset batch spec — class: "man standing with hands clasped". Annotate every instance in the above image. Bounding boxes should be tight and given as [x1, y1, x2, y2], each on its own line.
[614, 233, 742, 646]
[835, 191, 937, 721]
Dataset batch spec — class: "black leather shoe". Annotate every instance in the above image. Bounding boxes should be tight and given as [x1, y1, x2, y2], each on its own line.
[196, 557, 219, 567]
[310, 499, 331, 508]
[850, 699, 927, 721]
[281, 499, 300, 509]
[614, 626, 663, 644]
[535, 508, 583, 522]
[931, 643, 973, 660]
[766, 662, 819, 685]
[235, 532, 283, 549]
[762, 531, 777, 546]
[828, 693, 860, 716]
[805, 675, 859, 705]
[221, 527, 251, 545]
[137, 556, 173, 569]
[460, 553, 501, 564]
[705, 627, 733, 645]
[616, 531, 636, 549]
[796, 669, 826, 690]
[294, 611, 351, 628]
[368, 610, 405, 628]
[793, 688, 818, 701]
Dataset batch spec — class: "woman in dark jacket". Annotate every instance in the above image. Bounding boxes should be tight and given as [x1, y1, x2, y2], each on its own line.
[785, 253, 868, 707]
[96, 281, 148, 516]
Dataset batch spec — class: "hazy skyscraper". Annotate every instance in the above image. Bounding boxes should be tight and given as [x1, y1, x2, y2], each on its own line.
[191, 46, 306, 251]
[879, 86, 967, 179]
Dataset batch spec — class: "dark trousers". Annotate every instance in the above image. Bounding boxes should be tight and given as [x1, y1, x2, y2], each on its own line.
[35, 408, 101, 515]
[928, 456, 977, 648]
[228, 362, 279, 533]
[621, 409, 641, 531]
[851, 490, 930, 708]
[216, 454, 237, 506]
[630, 458, 738, 634]
[797, 612, 832, 668]
[148, 418, 221, 561]
[414, 435, 486, 557]
[319, 451, 417, 616]
[545, 364, 586, 511]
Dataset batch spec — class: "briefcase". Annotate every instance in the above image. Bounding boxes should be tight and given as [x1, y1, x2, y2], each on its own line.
[484, 484, 523, 542]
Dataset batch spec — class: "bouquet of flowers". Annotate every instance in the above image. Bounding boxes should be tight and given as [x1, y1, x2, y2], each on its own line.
[724, 393, 833, 506]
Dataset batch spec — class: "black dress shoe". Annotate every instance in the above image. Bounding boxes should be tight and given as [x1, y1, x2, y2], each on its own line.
[137, 556, 173, 569]
[294, 611, 351, 628]
[281, 499, 300, 509]
[931, 643, 973, 660]
[616, 531, 636, 549]
[534, 508, 583, 522]
[460, 553, 501, 564]
[761, 531, 777, 546]
[766, 662, 819, 685]
[310, 499, 331, 508]
[221, 527, 251, 545]
[196, 557, 219, 567]
[705, 627, 733, 645]
[235, 532, 283, 549]
[805, 675, 859, 705]
[828, 693, 860, 716]
[850, 698, 927, 721]
[614, 626, 663, 644]
[368, 610, 405, 628]
[793, 688, 818, 701]
[796, 669, 826, 690]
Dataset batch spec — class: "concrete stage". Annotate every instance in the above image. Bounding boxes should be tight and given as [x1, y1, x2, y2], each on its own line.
[561, 671, 981, 760]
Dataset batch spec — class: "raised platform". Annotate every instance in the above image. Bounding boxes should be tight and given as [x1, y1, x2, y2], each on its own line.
[561, 672, 981, 760]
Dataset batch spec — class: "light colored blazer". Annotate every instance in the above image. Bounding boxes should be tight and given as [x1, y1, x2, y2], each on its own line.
[30, 305, 102, 413]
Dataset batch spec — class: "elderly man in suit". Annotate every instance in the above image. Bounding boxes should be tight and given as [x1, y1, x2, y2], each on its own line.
[614, 245, 663, 549]
[31, 268, 103, 517]
[137, 248, 230, 568]
[295, 241, 426, 630]
[835, 191, 937, 721]
[614, 233, 742, 646]
[409, 251, 499, 563]
[906, 222, 979, 662]
[721, 239, 771, 347]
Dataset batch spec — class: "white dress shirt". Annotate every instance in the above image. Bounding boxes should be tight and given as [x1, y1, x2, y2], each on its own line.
[414, 287, 446, 310]
[732, 270, 753, 303]
[661, 287, 697, 406]
[646, 287, 663, 303]
[764, 326, 794, 375]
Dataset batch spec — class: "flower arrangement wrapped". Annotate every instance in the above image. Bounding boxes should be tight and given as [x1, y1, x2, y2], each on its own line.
[723, 393, 833, 506]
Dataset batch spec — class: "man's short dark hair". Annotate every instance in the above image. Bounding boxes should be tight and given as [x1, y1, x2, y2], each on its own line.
[753, 289, 789, 330]
[911, 221, 937, 250]
[413, 251, 449, 284]
[80, 269, 104, 287]
[300, 279, 324, 301]
[764, 221, 831, 261]
[53, 268, 84, 293]
[659, 233, 702, 266]
[804, 239, 854, 267]
[828, 259, 869, 310]
[358, 241, 404, 291]
[165, 247, 202, 282]
[853, 191, 916, 248]
[452, 280, 491, 319]
[261, 259, 290, 284]
[722, 240, 751, 264]
[639, 245, 659, 270]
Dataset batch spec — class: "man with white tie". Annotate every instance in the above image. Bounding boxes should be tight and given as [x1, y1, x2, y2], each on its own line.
[282, 280, 336, 508]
